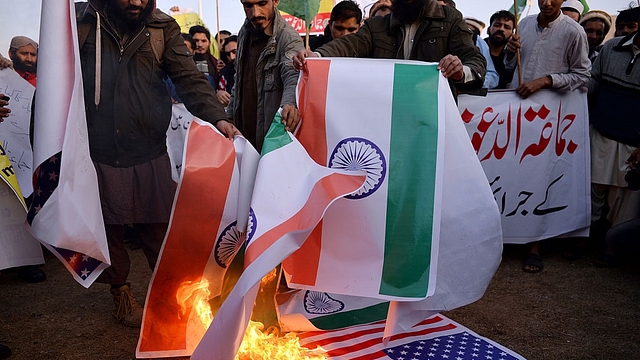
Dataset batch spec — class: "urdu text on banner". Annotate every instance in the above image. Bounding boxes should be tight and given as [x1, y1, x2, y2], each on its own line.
[459, 89, 591, 244]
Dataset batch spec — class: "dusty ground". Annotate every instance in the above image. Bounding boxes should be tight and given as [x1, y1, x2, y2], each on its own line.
[1, 239, 639, 360]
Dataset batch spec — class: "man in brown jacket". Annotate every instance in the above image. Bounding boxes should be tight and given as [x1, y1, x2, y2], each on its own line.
[75, 0, 239, 327]
[294, 0, 486, 94]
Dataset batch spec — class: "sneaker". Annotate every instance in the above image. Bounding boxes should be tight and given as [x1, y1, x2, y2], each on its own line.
[110, 283, 143, 327]
[17, 265, 46, 283]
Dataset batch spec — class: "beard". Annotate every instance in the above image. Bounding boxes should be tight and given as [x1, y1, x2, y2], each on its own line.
[11, 58, 36, 74]
[106, 0, 153, 31]
[392, 0, 428, 25]
[488, 31, 508, 47]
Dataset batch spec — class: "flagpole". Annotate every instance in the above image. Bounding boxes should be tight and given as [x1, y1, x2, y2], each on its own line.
[216, 0, 221, 53]
[198, 0, 203, 17]
[513, 0, 522, 86]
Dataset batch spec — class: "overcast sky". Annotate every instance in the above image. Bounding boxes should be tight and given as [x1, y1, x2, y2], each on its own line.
[1, 0, 637, 59]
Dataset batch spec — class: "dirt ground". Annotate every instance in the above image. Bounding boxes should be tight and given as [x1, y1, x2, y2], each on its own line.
[1, 239, 639, 360]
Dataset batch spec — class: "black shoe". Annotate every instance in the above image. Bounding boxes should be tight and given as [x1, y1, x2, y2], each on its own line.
[0, 343, 11, 359]
[17, 265, 46, 283]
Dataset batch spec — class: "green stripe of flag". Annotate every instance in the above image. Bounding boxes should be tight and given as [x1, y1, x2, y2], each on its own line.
[261, 112, 293, 156]
[308, 302, 390, 330]
[380, 64, 439, 298]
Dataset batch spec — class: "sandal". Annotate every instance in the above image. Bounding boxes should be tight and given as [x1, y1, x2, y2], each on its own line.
[523, 253, 543, 273]
[594, 253, 617, 268]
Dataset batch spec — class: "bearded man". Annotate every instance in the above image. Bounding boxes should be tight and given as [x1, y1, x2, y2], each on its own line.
[294, 0, 487, 96]
[74, 0, 239, 327]
[227, 0, 304, 150]
[7, 36, 38, 87]
[484, 10, 516, 89]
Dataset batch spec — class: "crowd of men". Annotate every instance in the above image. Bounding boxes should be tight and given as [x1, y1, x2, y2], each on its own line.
[0, 0, 639, 358]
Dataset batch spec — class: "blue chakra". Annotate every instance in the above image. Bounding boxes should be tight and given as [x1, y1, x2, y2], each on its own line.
[329, 137, 386, 199]
[304, 291, 345, 315]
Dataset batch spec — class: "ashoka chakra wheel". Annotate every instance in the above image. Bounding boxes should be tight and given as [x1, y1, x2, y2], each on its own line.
[245, 208, 257, 244]
[214, 221, 243, 268]
[329, 137, 386, 199]
[303, 291, 345, 314]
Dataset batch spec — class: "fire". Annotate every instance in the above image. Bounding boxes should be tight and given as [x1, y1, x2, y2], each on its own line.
[176, 279, 213, 329]
[236, 321, 327, 360]
[176, 275, 327, 359]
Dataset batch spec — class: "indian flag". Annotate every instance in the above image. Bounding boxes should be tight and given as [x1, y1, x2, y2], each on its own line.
[287, 58, 445, 301]
[137, 119, 259, 359]
[285, 58, 503, 337]
[192, 113, 366, 360]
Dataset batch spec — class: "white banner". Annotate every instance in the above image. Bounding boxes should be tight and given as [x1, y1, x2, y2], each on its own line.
[166, 103, 193, 182]
[459, 89, 591, 244]
[0, 68, 35, 197]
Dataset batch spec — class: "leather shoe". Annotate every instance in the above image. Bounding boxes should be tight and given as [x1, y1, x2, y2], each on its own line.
[17, 265, 46, 283]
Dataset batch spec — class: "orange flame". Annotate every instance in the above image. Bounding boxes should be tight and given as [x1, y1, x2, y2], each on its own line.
[176, 279, 213, 329]
[176, 275, 327, 359]
[236, 321, 327, 360]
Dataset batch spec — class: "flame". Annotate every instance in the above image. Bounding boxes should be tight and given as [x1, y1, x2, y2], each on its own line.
[176, 275, 327, 359]
[176, 279, 213, 329]
[236, 321, 327, 360]
[260, 268, 278, 288]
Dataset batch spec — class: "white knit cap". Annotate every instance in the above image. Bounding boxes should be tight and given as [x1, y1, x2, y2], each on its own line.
[561, 0, 584, 15]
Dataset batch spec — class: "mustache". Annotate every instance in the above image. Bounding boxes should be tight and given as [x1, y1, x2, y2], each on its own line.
[125, 5, 143, 11]
[250, 16, 266, 22]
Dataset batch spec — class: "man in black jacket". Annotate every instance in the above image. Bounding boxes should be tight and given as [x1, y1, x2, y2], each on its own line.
[75, 0, 239, 327]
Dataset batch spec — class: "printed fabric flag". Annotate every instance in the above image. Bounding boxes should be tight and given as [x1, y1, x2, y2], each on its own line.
[191, 114, 366, 360]
[0, 142, 43, 270]
[25, 0, 109, 288]
[297, 313, 526, 360]
[137, 118, 259, 359]
[286, 58, 502, 333]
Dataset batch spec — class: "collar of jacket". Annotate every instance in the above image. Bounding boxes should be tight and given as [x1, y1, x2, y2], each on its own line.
[78, 0, 172, 26]
[614, 31, 639, 52]
[241, 8, 290, 39]
[389, 0, 445, 32]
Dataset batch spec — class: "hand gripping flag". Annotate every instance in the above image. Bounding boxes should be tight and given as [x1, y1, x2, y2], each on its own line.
[191, 114, 366, 360]
[286, 58, 502, 337]
[26, 0, 109, 287]
[137, 119, 259, 358]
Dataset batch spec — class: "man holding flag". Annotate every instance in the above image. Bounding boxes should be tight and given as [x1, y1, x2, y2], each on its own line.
[73, 0, 239, 327]
[293, 0, 487, 96]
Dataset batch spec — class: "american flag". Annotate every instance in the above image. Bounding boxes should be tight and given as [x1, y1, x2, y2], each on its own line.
[298, 314, 526, 360]
[25, 0, 110, 288]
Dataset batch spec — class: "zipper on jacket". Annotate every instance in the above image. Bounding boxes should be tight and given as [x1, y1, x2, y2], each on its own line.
[626, 53, 638, 75]
[102, 24, 145, 63]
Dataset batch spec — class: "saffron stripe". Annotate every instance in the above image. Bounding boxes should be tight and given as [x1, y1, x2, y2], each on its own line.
[380, 64, 439, 298]
[245, 170, 365, 266]
[139, 121, 236, 353]
[284, 59, 332, 286]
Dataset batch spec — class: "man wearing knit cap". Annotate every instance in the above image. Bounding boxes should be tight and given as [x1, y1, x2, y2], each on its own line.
[561, 0, 584, 22]
[580, 10, 612, 62]
[8, 36, 38, 87]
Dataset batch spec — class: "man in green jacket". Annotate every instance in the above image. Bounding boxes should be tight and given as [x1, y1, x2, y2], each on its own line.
[75, 0, 239, 327]
[227, 0, 304, 151]
[293, 0, 486, 94]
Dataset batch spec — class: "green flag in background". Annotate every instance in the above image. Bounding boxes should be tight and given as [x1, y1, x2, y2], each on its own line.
[580, 0, 590, 13]
[509, 0, 530, 20]
[279, 0, 321, 35]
